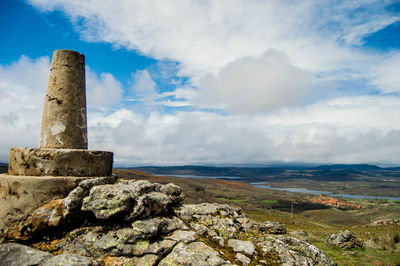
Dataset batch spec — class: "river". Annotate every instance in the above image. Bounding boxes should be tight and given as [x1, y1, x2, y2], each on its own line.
[250, 182, 400, 201]
[155, 174, 400, 201]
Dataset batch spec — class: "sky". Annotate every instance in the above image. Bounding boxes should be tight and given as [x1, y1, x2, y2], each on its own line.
[0, 0, 400, 166]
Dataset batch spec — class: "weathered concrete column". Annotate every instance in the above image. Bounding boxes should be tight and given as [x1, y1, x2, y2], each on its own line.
[39, 49, 87, 149]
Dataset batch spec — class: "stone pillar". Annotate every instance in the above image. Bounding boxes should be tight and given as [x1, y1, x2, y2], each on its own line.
[6, 49, 113, 177]
[1, 49, 115, 242]
[39, 49, 87, 149]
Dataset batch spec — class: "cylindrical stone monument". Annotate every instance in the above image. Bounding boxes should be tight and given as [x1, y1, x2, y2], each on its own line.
[39, 49, 87, 149]
[6, 49, 113, 177]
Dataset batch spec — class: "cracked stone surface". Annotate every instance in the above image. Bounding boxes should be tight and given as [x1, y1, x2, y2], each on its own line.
[40, 49, 87, 149]
[0, 178, 337, 265]
[8, 148, 113, 177]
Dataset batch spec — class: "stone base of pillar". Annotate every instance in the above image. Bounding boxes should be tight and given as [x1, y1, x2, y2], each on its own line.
[8, 148, 113, 177]
[0, 174, 115, 242]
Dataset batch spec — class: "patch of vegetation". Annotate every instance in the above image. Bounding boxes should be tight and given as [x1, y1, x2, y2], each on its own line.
[214, 197, 247, 203]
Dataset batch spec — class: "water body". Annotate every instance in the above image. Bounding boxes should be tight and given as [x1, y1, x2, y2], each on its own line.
[250, 182, 400, 201]
[153, 174, 400, 201]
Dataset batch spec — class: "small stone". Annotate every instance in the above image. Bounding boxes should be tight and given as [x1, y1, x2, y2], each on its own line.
[166, 230, 198, 243]
[213, 236, 225, 247]
[228, 239, 255, 256]
[236, 253, 251, 265]
[258, 221, 286, 234]
[131, 254, 158, 265]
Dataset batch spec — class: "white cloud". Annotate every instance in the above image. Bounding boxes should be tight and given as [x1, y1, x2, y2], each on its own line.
[130, 70, 157, 106]
[3, 1, 400, 165]
[369, 52, 400, 93]
[27, 0, 400, 113]
[86, 67, 123, 110]
[0, 56, 49, 159]
[85, 95, 400, 166]
[28, 0, 399, 78]
[195, 50, 311, 112]
[1, 55, 400, 165]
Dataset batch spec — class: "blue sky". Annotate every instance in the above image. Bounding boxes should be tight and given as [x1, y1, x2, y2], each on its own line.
[0, 0, 400, 166]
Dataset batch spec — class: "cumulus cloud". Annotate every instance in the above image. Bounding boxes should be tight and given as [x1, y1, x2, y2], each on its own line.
[28, 0, 399, 84]
[1, 55, 400, 165]
[86, 67, 123, 110]
[195, 50, 311, 112]
[130, 70, 158, 106]
[4, 1, 400, 165]
[86, 95, 400, 166]
[0, 56, 49, 159]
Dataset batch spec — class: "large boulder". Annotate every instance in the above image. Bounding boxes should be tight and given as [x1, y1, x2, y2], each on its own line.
[0, 177, 336, 265]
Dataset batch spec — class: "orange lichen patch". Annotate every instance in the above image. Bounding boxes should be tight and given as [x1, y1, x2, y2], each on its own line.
[102, 255, 124, 266]
[311, 195, 362, 209]
[32, 239, 62, 254]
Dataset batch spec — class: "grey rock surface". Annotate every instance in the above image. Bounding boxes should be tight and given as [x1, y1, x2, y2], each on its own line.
[0, 243, 52, 266]
[236, 252, 251, 265]
[326, 230, 363, 249]
[0, 178, 336, 265]
[8, 148, 113, 177]
[81, 184, 133, 219]
[41, 254, 92, 266]
[228, 239, 255, 256]
[159, 242, 228, 266]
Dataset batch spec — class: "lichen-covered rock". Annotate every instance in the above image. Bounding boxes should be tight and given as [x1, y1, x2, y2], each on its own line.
[81, 184, 133, 219]
[371, 218, 400, 226]
[41, 254, 92, 266]
[166, 230, 198, 243]
[259, 236, 336, 265]
[160, 183, 185, 203]
[0, 243, 53, 265]
[64, 175, 116, 213]
[24, 199, 65, 236]
[258, 221, 287, 234]
[243, 220, 286, 235]
[227, 239, 255, 256]
[0, 178, 337, 266]
[80, 179, 184, 222]
[159, 242, 229, 265]
[236, 252, 251, 265]
[177, 203, 244, 239]
[326, 230, 363, 249]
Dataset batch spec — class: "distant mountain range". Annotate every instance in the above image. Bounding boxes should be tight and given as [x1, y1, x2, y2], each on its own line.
[134, 163, 399, 172]
[133, 163, 400, 182]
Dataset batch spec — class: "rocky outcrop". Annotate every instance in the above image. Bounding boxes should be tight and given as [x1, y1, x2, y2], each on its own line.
[371, 218, 400, 226]
[326, 230, 363, 249]
[0, 178, 336, 265]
